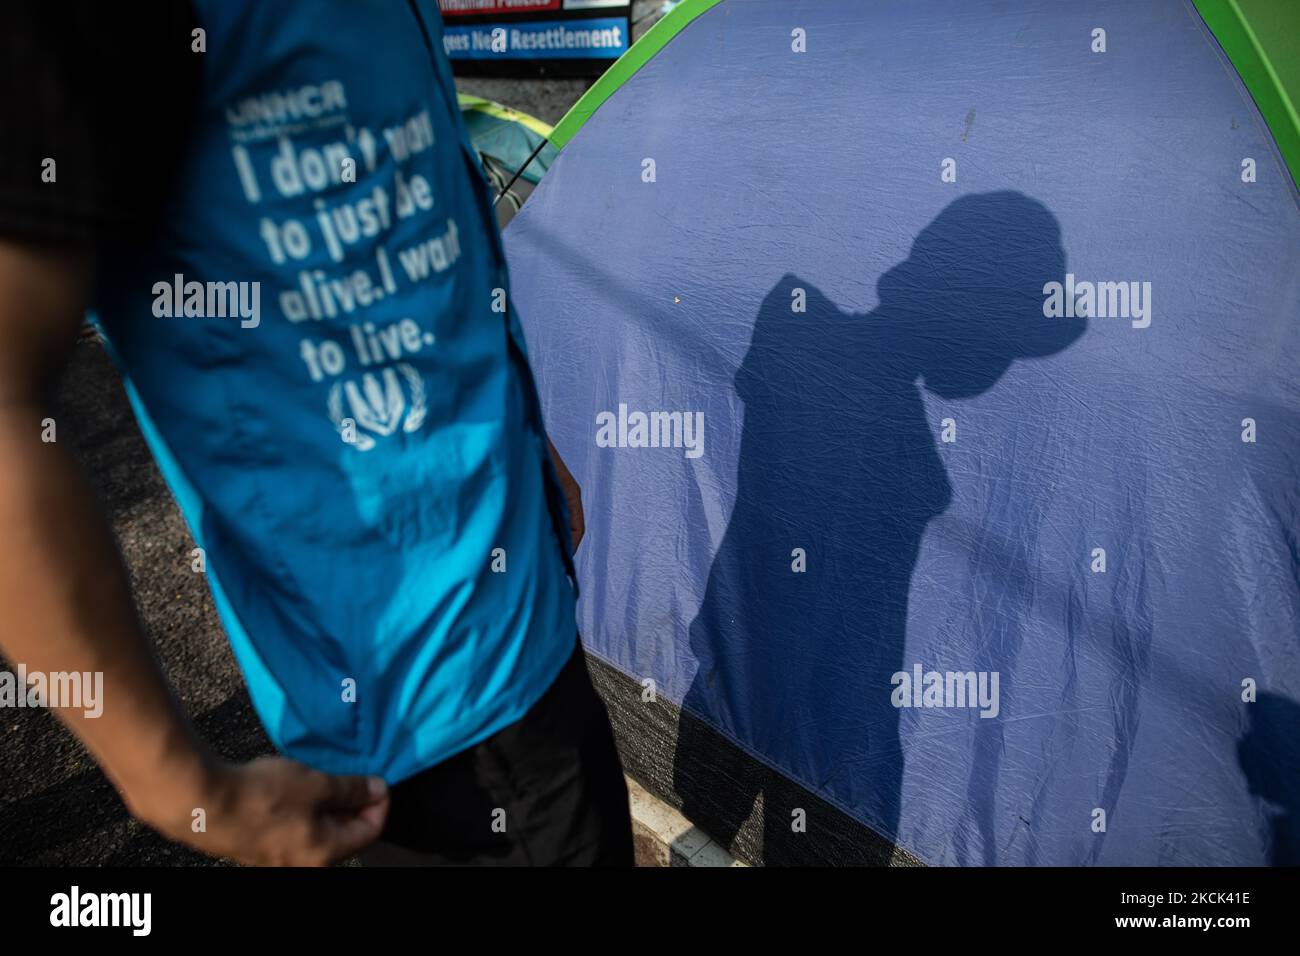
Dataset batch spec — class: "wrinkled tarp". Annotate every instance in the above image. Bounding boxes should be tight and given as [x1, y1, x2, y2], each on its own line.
[504, 0, 1300, 865]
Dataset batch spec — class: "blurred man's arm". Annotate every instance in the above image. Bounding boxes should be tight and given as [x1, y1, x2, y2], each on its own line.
[0, 1, 389, 866]
[0, 240, 202, 820]
[0, 238, 388, 864]
[548, 438, 585, 552]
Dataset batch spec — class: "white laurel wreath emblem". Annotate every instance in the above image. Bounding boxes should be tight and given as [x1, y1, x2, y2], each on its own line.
[328, 362, 427, 451]
[397, 363, 426, 432]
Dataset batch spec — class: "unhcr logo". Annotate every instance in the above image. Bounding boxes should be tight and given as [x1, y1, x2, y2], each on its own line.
[1042, 273, 1151, 328]
[595, 403, 704, 459]
[891, 664, 1000, 718]
[327, 363, 427, 451]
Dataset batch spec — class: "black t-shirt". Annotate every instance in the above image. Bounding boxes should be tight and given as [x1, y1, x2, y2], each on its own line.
[0, 1, 200, 246]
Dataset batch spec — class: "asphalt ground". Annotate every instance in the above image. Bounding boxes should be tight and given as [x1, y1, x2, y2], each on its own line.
[0, 335, 272, 865]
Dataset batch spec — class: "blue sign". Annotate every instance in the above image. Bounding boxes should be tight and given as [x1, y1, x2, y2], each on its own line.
[442, 17, 629, 60]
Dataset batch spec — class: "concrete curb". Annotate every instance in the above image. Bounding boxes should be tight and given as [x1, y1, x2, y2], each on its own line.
[627, 776, 746, 867]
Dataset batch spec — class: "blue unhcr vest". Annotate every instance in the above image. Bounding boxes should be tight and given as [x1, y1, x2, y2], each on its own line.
[93, 0, 577, 780]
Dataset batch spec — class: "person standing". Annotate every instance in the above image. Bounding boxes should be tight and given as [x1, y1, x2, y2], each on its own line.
[0, 0, 631, 866]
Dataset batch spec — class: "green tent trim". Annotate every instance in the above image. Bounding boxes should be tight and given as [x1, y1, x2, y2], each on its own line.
[548, 0, 724, 150]
[1194, 0, 1300, 189]
[548, 0, 1300, 190]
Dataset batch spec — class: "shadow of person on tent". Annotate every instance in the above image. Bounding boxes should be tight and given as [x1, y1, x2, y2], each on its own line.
[1238, 693, 1300, 865]
[672, 191, 1084, 864]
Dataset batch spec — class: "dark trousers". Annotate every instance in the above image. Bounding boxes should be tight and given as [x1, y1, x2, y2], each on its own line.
[361, 639, 634, 866]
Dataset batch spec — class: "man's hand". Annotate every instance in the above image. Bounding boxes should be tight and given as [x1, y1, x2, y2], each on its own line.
[547, 438, 584, 553]
[0, 238, 389, 867]
[133, 756, 390, 867]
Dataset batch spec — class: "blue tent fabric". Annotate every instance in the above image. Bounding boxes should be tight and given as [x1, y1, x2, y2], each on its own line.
[504, 0, 1300, 865]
